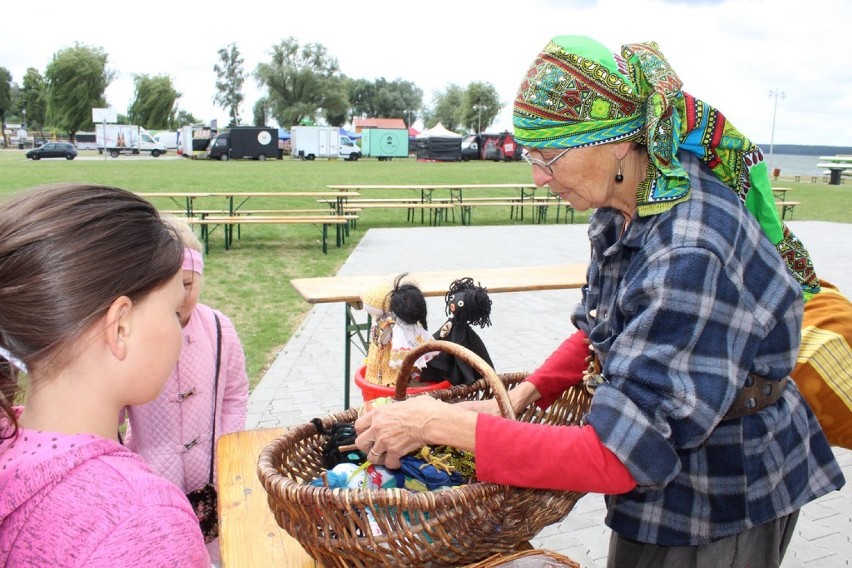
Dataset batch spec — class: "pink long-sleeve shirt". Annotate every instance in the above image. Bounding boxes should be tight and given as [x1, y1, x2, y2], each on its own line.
[0, 410, 210, 567]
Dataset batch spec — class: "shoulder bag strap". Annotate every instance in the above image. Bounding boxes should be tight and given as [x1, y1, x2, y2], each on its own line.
[208, 312, 222, 484]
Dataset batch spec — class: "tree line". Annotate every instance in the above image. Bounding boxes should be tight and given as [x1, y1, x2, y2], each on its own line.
[0, 38, 502, 145]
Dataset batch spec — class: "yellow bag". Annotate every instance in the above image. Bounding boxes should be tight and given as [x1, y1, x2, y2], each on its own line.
[792, 281, 852, 449]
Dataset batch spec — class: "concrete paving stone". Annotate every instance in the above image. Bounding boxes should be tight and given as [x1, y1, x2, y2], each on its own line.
[780, 555, 808, 568]
[799, 513, 850, 540]
[802, 557, 849, 567]
[801, 498, 849, 522]
[554, 544, 605, 568]
[811, 533, 852, 561]
[254, 416, 282, 429]
[784, 535, 838, 564]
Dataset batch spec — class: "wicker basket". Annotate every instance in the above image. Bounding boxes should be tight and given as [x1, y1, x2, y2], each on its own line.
[465, 548, 581, 568]
[258, 340, 592, 567]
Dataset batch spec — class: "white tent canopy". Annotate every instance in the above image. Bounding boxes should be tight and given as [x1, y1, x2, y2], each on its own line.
[416, 122, 462, 139]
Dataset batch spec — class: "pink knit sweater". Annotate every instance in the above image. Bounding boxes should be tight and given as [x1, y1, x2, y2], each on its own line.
[124, 304, 248, 491]
[0, 411, 210, 566]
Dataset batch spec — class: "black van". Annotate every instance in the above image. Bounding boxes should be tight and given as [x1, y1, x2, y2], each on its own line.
[206, 127, 278, 161]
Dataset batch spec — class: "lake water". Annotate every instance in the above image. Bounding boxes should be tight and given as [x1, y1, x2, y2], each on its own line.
[766, 153, 826, 177]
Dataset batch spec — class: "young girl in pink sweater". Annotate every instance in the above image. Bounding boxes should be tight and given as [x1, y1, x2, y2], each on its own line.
[123, 214, 249, 564]
[0, 183, 209, 567]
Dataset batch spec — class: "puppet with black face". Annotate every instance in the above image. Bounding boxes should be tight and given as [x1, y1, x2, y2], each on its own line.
[423, 277, 494, 385]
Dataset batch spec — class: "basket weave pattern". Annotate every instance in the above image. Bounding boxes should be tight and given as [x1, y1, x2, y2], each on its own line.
[258, 341, 592, 567]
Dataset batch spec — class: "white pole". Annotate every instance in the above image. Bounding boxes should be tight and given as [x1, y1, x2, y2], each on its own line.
[767, 90, 785, 175]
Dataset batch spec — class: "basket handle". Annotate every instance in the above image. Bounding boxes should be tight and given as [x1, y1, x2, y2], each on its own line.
[394, 340, 516, 421]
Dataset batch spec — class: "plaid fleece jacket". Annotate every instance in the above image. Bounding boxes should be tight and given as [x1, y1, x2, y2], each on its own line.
[574, 153, 844, 546]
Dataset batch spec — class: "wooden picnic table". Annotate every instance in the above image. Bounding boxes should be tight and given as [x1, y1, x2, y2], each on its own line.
[290, 263, 587, 409]
[217, 428, 317, 568]
[136, 192, 212, 216]
[205, 191, 358, 246]
[326, 183, 550, 224]
[139, 191, 359, 253]
[772, 187, 792, 199]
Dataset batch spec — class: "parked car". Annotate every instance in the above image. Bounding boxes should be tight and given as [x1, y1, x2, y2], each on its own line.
[461, 133, 521, 162]
[26, 141, 78, 160]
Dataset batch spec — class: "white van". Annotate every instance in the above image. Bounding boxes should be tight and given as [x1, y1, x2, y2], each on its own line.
[153, 131, 178, 150]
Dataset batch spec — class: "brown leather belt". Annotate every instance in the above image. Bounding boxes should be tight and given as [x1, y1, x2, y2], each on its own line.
[585, 344, 785, 421]
[723, 374, 786, 421]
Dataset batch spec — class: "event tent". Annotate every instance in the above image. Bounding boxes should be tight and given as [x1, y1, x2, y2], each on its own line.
[415, 122, 462, 161]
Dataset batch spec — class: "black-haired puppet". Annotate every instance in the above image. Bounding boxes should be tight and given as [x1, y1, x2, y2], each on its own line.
[422, 277, 494, 385]
[362, 274, 435, 386]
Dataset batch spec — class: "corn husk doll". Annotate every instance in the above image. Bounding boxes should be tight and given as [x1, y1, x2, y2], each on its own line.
[362, 274, 435, 386]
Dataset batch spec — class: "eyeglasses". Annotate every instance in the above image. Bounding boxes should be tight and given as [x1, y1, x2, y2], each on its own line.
[521, 147, 573, 176]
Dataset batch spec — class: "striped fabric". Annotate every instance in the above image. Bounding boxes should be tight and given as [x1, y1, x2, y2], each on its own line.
[793, 283, 852, 449]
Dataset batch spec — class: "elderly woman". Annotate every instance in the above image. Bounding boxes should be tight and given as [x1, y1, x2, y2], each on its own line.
[355, 35, 844, 567]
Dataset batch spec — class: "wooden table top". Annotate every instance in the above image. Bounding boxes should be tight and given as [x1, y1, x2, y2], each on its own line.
[136, 192, 213, 198]
[291, 264, 587, 308]
[211, 191, 359, 198]
[327, 183, 538, 190]
[217, 428, 318, 568]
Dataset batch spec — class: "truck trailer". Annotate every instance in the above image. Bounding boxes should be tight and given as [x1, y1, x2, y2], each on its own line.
[95, 124, 167, 157]
[361, 128, 409, 160]
[290, 126, 361, 161]
[206, 126, 278, 161]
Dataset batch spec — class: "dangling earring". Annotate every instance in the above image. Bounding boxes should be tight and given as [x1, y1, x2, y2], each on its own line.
[615, 158, 624, 183]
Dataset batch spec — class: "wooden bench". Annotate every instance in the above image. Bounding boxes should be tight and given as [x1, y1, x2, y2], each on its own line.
[187, 215, 355, 254]
[776, 201, 800, 220]
[161, 209, 229, 218]
[450, 198, 574, 225]
[342, 198, 421, 204]
[337, 202, 454, 226]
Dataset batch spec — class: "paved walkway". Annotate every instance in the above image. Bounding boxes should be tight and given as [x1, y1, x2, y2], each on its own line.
[247, 221, 852, 567]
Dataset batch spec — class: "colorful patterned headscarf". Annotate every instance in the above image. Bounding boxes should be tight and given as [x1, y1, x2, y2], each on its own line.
[514, 35, 820, 298]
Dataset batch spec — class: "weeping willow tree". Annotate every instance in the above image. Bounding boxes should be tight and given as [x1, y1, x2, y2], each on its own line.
[127, 74, 181, 129]
[44, 43, 115, 140]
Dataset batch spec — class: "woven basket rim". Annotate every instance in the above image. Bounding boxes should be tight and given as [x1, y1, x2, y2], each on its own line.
[256, 372, 524, 505]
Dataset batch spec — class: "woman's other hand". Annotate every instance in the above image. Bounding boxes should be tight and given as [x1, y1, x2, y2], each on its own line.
[354, 395, 477, 469]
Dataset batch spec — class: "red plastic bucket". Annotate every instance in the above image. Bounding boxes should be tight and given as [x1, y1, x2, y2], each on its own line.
[354, 366, 451, 401]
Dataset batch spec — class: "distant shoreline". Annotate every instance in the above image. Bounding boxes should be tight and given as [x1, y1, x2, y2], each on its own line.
[758, 144, 852, 156]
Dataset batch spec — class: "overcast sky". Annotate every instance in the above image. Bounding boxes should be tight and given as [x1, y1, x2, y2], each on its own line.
[3, 0, 851, 147]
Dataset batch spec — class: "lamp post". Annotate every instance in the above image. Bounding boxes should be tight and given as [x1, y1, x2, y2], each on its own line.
[768, 89, 785, 174]
[21, 109, 27, 149]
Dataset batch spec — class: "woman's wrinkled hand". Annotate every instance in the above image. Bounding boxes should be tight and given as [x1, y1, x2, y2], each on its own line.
[354, 396, 445, 469]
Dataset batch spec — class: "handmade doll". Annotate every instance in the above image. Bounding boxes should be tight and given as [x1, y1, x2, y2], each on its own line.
[362, 274, 435, 386]
[362, 281, 394, 385]
[423, 277, 494, 385]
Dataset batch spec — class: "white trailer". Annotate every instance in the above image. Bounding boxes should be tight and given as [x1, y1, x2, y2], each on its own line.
[177, 125, 215, 158]
[290, 126, 361, 160]
[95, 124, 167, 157]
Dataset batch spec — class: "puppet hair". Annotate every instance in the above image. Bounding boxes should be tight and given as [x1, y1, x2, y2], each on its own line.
[389, 273, 428, 330]
[444, 277, 492, 328]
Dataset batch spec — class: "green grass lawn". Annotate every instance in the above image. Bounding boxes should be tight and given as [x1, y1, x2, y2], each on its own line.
[1, 149, 849, 389]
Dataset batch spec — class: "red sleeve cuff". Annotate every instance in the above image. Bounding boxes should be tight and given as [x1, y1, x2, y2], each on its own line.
[475, 413, 636, 494]
[527, 330, 589, 408]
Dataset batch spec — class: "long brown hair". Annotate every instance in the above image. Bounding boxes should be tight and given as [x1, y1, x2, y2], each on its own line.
[0, 183, 183, 439]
